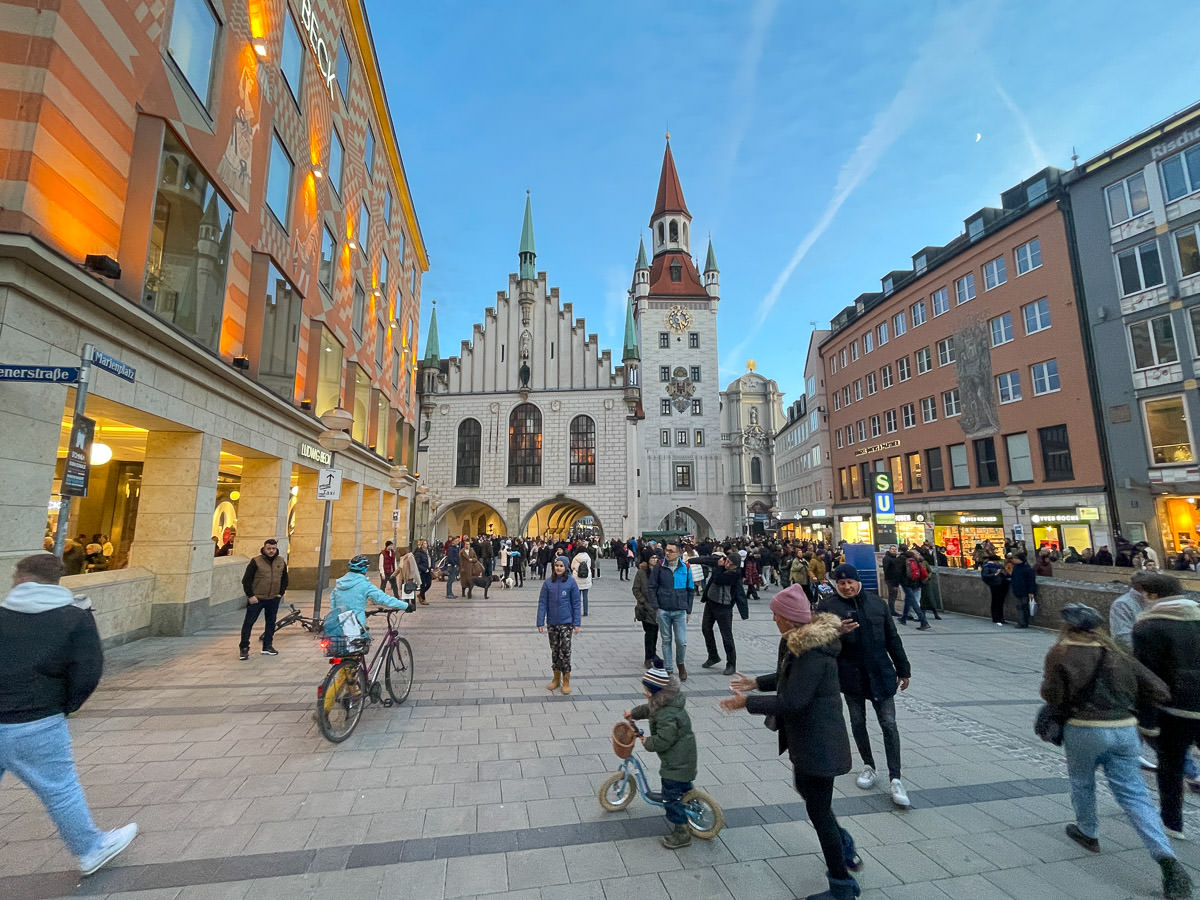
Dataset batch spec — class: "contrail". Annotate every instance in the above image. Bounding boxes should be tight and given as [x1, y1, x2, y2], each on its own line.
[994, 81, 1048, 169]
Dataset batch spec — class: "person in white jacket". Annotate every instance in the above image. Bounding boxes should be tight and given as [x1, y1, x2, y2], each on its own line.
[571, 547, 593, 616]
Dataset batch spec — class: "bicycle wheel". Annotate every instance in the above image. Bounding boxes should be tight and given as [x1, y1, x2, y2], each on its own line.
[597, 772, 636, 811]
[383, 637, 414, 704]
[316, 660, 365, 742]
[682, 788, 724, 838]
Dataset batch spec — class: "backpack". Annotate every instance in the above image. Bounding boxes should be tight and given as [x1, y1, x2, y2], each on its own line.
[980, 561, 1005, 586]
[576, 558, 589, 580]
[907, 558, 928, 583]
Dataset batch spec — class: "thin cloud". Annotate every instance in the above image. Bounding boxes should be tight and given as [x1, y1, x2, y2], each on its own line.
[994, 81, 1048, 169]
[721, 1, 998, 372]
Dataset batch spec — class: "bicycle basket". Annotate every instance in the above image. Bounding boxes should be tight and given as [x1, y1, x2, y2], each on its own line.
[611, 721, 638, 759]
[320, 635, 369, 657]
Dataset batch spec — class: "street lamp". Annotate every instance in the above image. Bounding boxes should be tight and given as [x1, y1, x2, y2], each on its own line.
[313, 405, 353, 622]
[1003, 483, 1025, 550]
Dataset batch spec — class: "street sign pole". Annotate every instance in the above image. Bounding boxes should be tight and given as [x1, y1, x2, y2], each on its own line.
[312, 459, 340, 622]
[53, 343, 94, 559]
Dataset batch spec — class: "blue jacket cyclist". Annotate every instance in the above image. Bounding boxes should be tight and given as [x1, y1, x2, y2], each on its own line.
[330, 555, 410, 631]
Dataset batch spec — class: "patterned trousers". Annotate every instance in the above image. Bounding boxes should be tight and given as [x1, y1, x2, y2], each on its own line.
[547, 624, 573, 673]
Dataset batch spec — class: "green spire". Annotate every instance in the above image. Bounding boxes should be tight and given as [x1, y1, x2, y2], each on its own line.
[422, 303, 440, 365]
[519, 191, 536, 281]
[635, 236, 649, 270]
[622, 292, 639, 362]
[704, 237, 718, 273]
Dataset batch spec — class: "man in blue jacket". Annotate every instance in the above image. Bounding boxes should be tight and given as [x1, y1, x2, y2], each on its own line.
[647, 543, 695, 681]
[1008, 552, 1038, 629]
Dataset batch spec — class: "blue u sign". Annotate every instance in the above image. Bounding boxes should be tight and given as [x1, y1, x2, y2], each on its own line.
[874, 492, 894, 515]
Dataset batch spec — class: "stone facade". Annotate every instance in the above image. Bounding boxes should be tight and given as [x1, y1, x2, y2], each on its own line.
[719, 368, 785, 535]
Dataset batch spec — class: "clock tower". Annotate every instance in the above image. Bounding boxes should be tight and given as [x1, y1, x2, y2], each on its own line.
[633, 138, 727, 538]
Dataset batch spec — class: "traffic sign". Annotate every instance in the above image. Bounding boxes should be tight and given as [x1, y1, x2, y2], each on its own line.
[91, 349, 135, 383]
[317, 468, 342, 501]
[0, 365, 79, 383]
[392, 509, 401, 523]
[873, 491, 896, 525]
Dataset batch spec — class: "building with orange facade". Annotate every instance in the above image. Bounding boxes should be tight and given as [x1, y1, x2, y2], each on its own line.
[0, 0, 427, 642]
[822, 170, 1111, 563]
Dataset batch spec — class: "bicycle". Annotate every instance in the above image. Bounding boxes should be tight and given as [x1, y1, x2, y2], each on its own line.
[597, 721, 724, 838]
[315, 608, 414, 743]
[274, 603, 321, 633]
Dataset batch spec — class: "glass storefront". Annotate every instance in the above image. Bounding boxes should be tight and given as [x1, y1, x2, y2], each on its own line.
[839, 515, 872, 544]
[895, 514, 931, 548]
[1159, 496, 1200, 552]
[1029, 508, 1099, 554]
[933, 511, 1004, 567]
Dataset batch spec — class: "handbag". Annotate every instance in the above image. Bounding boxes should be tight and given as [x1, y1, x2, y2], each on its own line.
[1035, 649, 1107, 746]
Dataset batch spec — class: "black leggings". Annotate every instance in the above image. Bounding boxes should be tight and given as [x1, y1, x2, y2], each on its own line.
[794, 772, 849, 880]
[641, 621, 659, 663]
[988, 583, 1009, 623]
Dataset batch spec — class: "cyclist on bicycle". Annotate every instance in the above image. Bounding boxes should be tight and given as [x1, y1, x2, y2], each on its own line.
[329, 555, 411, 630]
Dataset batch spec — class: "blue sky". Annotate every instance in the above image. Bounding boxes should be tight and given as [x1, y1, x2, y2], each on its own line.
[373, 0, 1200, 401]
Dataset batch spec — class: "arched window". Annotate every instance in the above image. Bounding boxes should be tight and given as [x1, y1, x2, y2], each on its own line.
[508, 403, 542, 485]
[657, 222, 665, 244]
[750, 456, 763, 485]
[569, 415, 596, 484]
[669, 219, 679, 242]
[456, 418, 481, 486]
[682, 221, 688, 245]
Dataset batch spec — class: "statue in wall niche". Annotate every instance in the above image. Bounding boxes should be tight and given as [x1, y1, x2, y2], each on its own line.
[955, 318, 1001, 439]
[520, 329, 532, 362]
[519, 361, 531, 388]
[749, 407, 759, 426]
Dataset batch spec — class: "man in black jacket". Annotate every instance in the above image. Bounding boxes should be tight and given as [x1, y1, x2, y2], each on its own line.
[239, 539, 288, 659]
[821, 563, 914, 808]
[881, 546, 904, 618]
[697, 551, 746, 676]
[0, 553, 137, 875]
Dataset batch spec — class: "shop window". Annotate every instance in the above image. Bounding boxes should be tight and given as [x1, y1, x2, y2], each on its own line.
[1143, 397, 1194, 465]
[456, 418, 481, 486]
[259, 262, 302, 401]
[1006, 433, 1034, 482]
[509, 403, 542, 485]
[839, 468, 849, 500]
[315, 329, 343, 416]
[949, 443, 970, 488]
[144, 131, 233, 353]
[889, 455, 904, 493]
[974, 438, 999, 486]
[926, 447, 945, 491]
[570, 415, 597, 484]
[1038, 424, 1076, 480]
[167, 0, 219, 106]
[1129, 314, 1179, 369]
[906, 452, 922, 492]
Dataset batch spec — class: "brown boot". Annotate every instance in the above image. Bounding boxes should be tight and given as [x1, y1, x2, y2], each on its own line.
[678, 663, 687, 682]
[561, 673, 571, 695]
[418, 598, 430, 605]
[545, 671, 561, 691]
[661, 823, 692, 849]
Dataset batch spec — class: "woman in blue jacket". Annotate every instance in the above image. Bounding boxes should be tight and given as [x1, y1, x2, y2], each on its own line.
[537, 555, 582, 694]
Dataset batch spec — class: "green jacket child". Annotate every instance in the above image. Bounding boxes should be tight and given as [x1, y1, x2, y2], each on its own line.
[626, 660, 698, 849]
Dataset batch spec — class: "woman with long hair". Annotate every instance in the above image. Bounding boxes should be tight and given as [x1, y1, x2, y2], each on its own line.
[537, 556, 581, 694]
[1040, 604, 1190, 899]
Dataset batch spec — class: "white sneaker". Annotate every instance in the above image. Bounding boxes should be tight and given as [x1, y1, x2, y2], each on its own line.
[855, 765, 877, 789]
[80, 823, 138, 875]
[890, 778, 911, 808]
[1165, 826, 1187, 840]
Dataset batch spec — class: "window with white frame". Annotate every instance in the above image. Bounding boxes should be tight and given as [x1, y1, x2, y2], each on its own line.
[659, 365, 670, 382]
[1144, 395, 1194, 464]
[1015, 238, 1042, 275]
[871, 415, 881, 438]
[1023, 298, 1051, 334]
[692, 399, 702, 415]
[932, 287, 950, 316]
[983, 255, 1008, 290]
[863, 332, 874, 353]
[661, 429, 670, 446]
[833, 392, 841, 411]
[836, 430, 844, 449]
[690, 366, 701, 382]
[1032, 359, 1060, 395]
[885, 409, 897, 433]
[866, 371, 877, 395]
[911, 300, 927, 326]
[850, 340, 860, 362]
[936, 337, 955, 366]
[1173, 223, 1200, 278]
[1160, 144, 1200, 202]
[881, 364, 894, 388]
[916, 347, 931, 374]
[845, 425, 854, 445]
[990, 313, 1013, 346]
[997, 370, 1022, 403]
[1106, 171, 1150, 225]
[896, 357, 910, 382]
[168, 0, 219, 106]
[660, 398, 671, 415]
[829, 355, 838, 375]
[677, 429, 688, 446]
[853, 380, 863, 402]
[902, 403, 916, 428]
[842, 386, 850, 406]
[1190, 307, 1200, 357]
[1116, 240, 1165, 295]
[893, 311, 907, 336]
[949, 443, 970, 488]
[857, 420, 866, 442]
[943, 388, 961, 417]
[1006, 433, 1034, 482]
[878, 321, 889, 345]
[920, 396, 937, 423]
[1129, 314, 1179, 369]
[955, 273, 976, 305]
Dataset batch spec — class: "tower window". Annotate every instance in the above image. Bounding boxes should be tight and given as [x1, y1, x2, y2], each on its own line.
[658, 223, 665, 243]
[670, 261, 682, 282]
[669, 220, 679, 242]
[688, 332, 699, 348]
[659, 332, 670, 348]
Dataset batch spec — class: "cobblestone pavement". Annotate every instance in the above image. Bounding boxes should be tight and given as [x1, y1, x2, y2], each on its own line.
[3, 568, 1200, 899]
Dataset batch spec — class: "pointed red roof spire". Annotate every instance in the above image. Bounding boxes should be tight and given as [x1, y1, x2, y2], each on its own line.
[651, 136, 690, 223]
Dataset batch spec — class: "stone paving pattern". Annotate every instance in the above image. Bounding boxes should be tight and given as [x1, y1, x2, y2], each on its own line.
[3, 568, 1200, 899]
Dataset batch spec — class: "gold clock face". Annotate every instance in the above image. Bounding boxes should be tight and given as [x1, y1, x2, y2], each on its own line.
[665, 305, 693, 332]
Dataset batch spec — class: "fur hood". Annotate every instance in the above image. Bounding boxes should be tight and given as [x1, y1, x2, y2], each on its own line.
[784, 612, 843, 656]
[644, 676, 682, 715]
[1140, 597, 1200, 622]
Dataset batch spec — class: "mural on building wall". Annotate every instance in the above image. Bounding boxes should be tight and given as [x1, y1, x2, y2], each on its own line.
[955, 318, 1001, 439]
[217, 64, 259, 210]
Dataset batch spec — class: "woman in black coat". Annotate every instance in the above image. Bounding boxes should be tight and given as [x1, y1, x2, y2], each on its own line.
[721, 585, 860, 900]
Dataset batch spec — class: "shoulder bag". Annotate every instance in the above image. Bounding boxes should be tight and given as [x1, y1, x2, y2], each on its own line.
[1035, 649, 1107, 746]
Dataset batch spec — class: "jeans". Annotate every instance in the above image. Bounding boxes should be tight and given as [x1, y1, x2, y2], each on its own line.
[240, 595, 281, 650]
[419, 570, 432, 600]
[1064, 723, 1175, 859]
[702, 602, 735, 666]
[580, 589, 589, 616]
[445, 563, 459, 596]
[658, 609, 688, 672]
[0, 715, 103, 857]
[642, 621, 659, 663]
[1156, 713, 1200, 833]
[662, 777, 692, 825]
[900, 586, 927, 626]
[845, 694, 902, 780]
[794, 772, 849, 880]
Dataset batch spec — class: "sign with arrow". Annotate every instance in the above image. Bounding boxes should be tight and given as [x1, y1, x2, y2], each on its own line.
[317, 468, 342, 501]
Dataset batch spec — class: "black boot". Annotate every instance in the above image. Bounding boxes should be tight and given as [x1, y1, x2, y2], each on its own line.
[723, 662, 736, 676]
[701, 656, 721, 668]
[805, 872, 860, 900]
[1161, 857, 1192, 900]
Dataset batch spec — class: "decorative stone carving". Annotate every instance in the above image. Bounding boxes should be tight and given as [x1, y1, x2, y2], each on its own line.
[955, 319, 1000, 439]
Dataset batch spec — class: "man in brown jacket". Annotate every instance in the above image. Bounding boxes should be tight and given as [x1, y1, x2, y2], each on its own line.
[239, 539, 288, 660]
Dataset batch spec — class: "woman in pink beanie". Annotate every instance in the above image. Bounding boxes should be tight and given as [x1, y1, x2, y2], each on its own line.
[721, 584, 862, 900]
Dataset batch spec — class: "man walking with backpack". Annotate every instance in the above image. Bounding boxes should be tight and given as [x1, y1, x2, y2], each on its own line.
[898, 549, 931, 630]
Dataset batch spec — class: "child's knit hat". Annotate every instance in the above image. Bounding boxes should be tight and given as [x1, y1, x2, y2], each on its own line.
[642, 657, 670, 694]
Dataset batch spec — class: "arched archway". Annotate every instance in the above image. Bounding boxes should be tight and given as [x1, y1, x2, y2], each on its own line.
[657, 507, 714, 541]
[521, 496, 604, 543]
[431, 499, 507, 543]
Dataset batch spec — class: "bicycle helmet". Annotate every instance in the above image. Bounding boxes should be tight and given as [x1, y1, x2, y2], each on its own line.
[348, 554, 371, 573]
